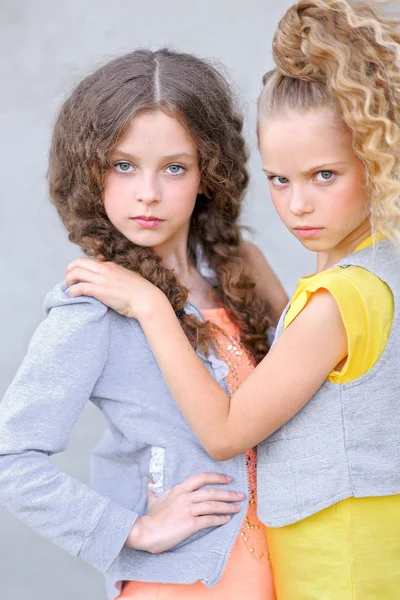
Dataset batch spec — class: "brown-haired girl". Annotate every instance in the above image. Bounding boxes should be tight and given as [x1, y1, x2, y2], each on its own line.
[73, 3, 400, 598]
[0, 49, 287, 599]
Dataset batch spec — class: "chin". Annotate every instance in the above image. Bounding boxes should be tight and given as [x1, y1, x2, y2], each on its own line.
[298, 238, 332, 252]
[121, 232, 165, 250]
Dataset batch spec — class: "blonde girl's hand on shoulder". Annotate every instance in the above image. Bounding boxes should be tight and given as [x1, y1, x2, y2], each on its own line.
[125, 472, 244, 553]
[65, 258, 166, 320]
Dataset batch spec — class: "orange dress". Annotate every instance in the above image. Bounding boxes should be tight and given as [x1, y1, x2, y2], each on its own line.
[115, 307, 275, 600]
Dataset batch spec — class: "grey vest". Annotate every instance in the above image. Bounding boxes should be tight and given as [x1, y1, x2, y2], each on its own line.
[256, 240, 400, 527]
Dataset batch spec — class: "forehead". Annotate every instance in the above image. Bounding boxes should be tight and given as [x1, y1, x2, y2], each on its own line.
[117, 110, 197, 154]
[259, 107, 353, 170]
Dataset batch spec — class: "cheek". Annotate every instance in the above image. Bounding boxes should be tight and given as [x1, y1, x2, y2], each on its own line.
[269, 189, 287, 219]
[103, 191, 117, 220]
[334, 179, 369, 222]
[171, 196, 197, 224]
[167, 179, 200, 219]
[103, 175, 128, 220]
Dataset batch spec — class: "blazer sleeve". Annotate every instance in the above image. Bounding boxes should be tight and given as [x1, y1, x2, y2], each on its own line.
[0, 287, 138, 573]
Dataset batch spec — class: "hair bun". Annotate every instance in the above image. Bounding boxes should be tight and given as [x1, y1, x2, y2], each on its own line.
[272, 1, 331, 83]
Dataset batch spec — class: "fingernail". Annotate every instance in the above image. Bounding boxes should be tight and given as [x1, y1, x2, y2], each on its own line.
[225, 476, 232, 481]
[237, 493, 245, 499]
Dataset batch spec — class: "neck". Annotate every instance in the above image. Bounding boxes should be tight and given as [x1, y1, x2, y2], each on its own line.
[156, 236, 194, 283]
[163, 252, 194, 283]
[157, 238, 218, 309]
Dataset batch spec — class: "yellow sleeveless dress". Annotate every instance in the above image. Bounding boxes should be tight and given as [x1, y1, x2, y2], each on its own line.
[266, 236, 400, 599]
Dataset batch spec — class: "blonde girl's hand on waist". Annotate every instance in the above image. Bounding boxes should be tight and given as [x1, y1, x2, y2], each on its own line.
[65, 257, 166, 320]
[125, 472, 244, 554]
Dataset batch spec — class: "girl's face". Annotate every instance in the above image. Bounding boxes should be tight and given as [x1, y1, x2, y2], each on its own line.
[258, 106, 370, 269]
[104, 110, 202, 259]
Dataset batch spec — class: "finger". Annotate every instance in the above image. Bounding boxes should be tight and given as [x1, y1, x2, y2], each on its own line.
[65, 257, 102, 275]
[68, 282, 108, 300]
[146, 477, 158, 509]
[147, 488, 158, 510]
[192, 501, 242, 517]
[190, 488, 244, 504]
[68, 282, 93, 298]
[175, 472, 232, 494]
[65, 268, 101, 288]
[193, 515, 232, 531]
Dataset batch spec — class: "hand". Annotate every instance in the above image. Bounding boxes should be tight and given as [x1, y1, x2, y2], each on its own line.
[65, 257, 165, 320]
[125, 472, 244, 554]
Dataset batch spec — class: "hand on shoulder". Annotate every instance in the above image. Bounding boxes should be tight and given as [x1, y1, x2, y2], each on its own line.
[65, 257, 167, 320]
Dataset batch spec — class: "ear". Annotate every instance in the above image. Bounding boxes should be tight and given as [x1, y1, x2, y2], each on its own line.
[197, 181, 204, 194]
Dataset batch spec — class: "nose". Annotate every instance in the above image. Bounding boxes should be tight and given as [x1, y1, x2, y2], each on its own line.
[289, 186, 314, 216]
[136, 172, 161, 206]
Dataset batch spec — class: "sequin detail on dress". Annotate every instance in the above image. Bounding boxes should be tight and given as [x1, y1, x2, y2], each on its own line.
[210, 320, 269, 563]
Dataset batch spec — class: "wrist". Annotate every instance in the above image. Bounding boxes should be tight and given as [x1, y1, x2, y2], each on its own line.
[136, 287, 172, 322]
[125, 516, 154, 552]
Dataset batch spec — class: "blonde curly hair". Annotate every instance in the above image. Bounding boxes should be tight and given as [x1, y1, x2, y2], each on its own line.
[258, 0, 400, 239]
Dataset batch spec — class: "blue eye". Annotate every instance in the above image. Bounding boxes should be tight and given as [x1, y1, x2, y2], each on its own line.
[114, 162, 133, 173]
[315, 170, 335, 182]
[166, 164, 185, 175]
[270, 175, 289, 186]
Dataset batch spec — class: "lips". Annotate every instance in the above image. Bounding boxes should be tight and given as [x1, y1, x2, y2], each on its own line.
[131, 216, 165, 229]
[294, 227, 324, 239]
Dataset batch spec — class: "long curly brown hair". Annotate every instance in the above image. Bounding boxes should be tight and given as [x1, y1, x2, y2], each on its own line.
[258, 0, 400, 239]
[48, 48, 271, 363]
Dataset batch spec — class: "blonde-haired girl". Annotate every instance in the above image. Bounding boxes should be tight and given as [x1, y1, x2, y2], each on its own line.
[66, 1, 400, 598]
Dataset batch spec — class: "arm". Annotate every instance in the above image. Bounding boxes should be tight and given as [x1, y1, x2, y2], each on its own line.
[138, 289, 347, 459]
[66, 260, 347, 462]
[0, 286, 244, 565]
[0, 293, 137, 572]
[241, 241, 288, 325]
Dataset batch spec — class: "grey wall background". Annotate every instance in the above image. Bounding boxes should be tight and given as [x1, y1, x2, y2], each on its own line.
[0, 0, 314, 598]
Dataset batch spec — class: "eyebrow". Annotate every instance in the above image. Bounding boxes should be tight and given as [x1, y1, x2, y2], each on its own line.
[263, 161, 348, 175]
[111, 150, 197, 161]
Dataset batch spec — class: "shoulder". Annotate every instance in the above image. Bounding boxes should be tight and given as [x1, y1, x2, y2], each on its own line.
[240, 241, 282, 286]
[337, 266, 394, 325]
[287, 266, 394, 383]
[43, 281, 110, 328]
[241, 240, 288, 324]
[240, 240, 269, 269]
[296, 286, 342, 322]
[14, 283, 113, 372]
[288, 265, 393, 337]
[296, 264, 386, 295]
[337, 265, 392, 295]
[298, 266, 392, 312]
